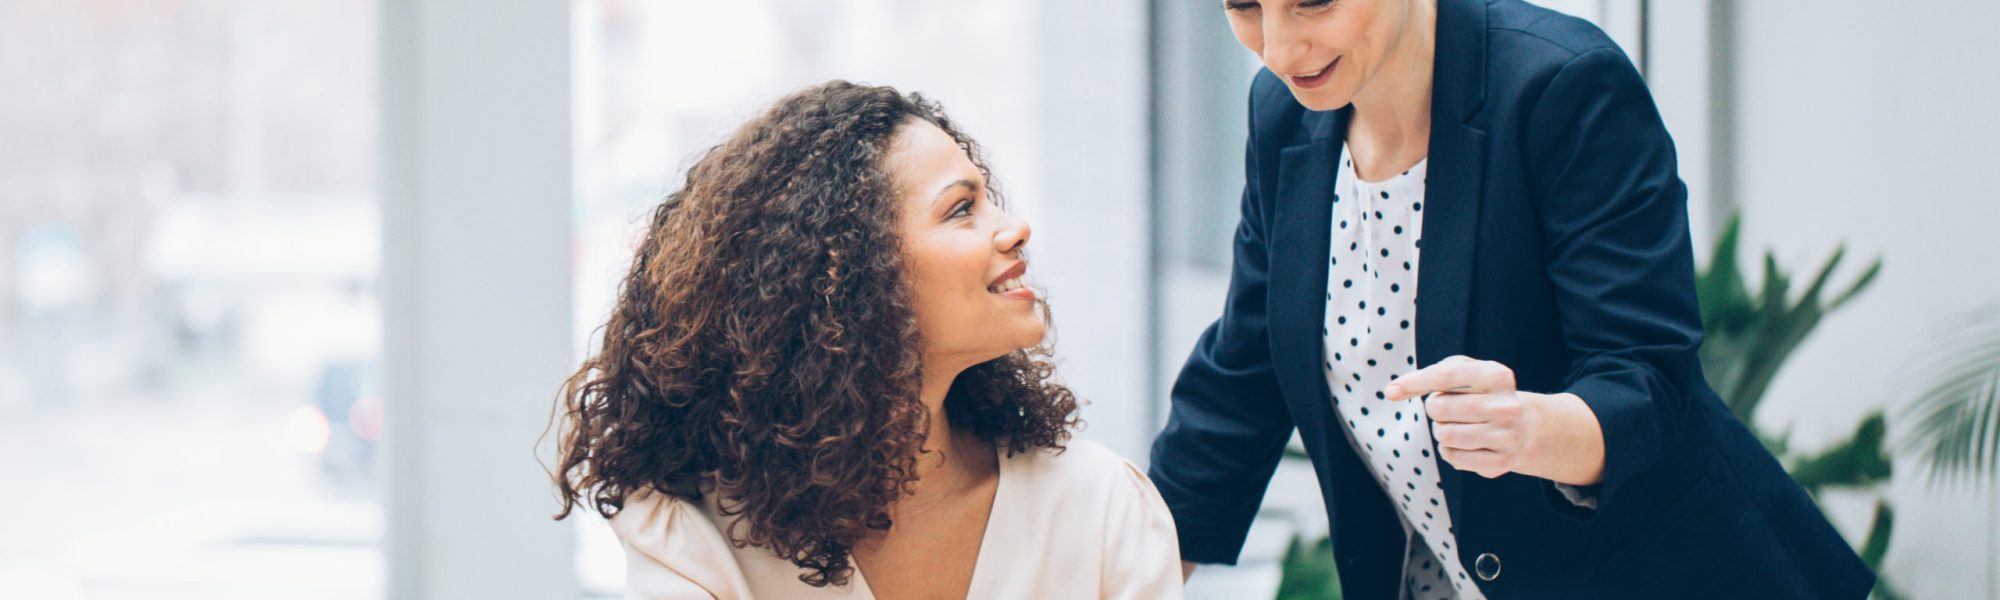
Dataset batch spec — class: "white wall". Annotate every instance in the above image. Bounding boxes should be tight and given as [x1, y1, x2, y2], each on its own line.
[1731, 2, 2000, 597]
[1645, 0, 1720, 254]
[380, 1, 576, 598]
[1032, 0, 1156, 463]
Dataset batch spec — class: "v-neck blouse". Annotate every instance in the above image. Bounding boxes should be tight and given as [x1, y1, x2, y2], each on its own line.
[608, 437, 1183, 599]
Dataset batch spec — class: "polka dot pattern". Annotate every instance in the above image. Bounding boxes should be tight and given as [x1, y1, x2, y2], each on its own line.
[1320, 146, 1482, 600]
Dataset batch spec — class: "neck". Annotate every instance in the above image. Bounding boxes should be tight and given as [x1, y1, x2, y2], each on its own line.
[901, 359, 993, 506]
[1348, 0, 1437, 156]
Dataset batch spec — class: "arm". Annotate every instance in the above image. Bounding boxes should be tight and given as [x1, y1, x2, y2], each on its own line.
[1366, 47, 1695, 516]
[1101, 460, 1186, 599]
[1147, 73, 1297, 565]
[1523, 46, 1706, 514]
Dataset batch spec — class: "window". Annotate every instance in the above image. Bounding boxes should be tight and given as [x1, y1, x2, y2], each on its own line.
[0, 1, 383, 597]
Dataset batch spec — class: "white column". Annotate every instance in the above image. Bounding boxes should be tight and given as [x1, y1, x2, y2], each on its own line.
[379, 1, 576, 598]
[1033, 0, 1155, 462]
[1644, 0, 1721, 254]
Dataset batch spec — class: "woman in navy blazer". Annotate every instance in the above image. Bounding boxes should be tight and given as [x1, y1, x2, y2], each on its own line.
[1147, 0, 1874, 597]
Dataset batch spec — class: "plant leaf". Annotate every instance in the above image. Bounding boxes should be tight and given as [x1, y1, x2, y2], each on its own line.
[1828, 257, 1883, 311]
[1858, 500, 1894, 568]
[1274, 532, 1341, 600]
[1788, 412, 1891, 496]
[1896, 304, 2000, 489]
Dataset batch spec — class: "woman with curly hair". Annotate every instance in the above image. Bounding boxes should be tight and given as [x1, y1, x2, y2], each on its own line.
[550, 81, 1183, 599]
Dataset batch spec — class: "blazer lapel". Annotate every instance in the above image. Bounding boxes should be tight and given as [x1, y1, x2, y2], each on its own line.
[1419, 118, 1485, 524]
[1424, 0, 1491, 527]
[1267, 108, 1346, 460]
[1414, 125, 1484, 392]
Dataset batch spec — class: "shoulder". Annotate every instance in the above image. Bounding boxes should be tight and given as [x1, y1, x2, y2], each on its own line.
[1474, 1, 1654, 133]
[1006, 436, 1129, 480]
[1003, 438, 1183, 580]
[609, 488, 694, 539]
[1487, 0, 1625, 64]
[1005, 437, 1164, 508]
[1479, 0, 1641, 101]
[607, 489, 754, 599]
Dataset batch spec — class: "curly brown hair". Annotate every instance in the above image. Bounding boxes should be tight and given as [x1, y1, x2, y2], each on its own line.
[550, 81, 1079, 587]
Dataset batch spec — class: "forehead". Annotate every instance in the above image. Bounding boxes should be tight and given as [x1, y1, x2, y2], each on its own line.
[887, 119, 982, 195]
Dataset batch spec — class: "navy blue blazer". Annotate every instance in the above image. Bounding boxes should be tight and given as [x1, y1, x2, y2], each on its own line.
[1147, 0, 1873, 597]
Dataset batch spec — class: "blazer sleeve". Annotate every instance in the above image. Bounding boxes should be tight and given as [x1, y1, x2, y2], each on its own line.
[1523, 47, 1708, 515]
[1147, 72, 1297, 565]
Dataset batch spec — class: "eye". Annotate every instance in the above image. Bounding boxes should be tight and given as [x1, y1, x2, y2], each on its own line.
[948, 199, 974, 219]
[1223, 0, 1258, 12]
[1297, 0, 1333, 8]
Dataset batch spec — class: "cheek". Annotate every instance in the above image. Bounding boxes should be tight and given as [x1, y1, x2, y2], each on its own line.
[1357, 8, 1395, 60]
[904, 259, 950, 312]
[904, 243, 981, 312]
[1314, 25, 1348, 58]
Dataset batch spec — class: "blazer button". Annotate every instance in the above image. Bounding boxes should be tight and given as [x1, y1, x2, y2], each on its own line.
[1474, 552, 1502, 582]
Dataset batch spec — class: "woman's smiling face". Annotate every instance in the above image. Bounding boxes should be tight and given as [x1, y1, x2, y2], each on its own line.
[1223, 0, 1415, 111]
[889, 118, 1044, 369]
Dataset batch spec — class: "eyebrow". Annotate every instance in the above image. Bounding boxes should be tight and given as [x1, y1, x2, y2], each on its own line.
[930, 179, 980, 207]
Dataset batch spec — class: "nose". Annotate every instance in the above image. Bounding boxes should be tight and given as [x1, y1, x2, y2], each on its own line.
[1261, 10, 1311, 74]
[994, 213, 1031, 255]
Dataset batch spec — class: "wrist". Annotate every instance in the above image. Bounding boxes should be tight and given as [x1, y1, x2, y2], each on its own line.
[1525, 392, 1605, 486]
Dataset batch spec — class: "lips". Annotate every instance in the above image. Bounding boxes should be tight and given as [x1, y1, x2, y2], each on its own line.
[987, 261, 1033, 299]
[1289, 56, 1340, 89]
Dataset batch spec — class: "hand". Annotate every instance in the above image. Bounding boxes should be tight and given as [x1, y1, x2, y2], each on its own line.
[1383, 355, 1605, 486]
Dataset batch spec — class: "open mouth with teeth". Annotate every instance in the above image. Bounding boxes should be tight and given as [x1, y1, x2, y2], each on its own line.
[1290, 56, 1339, 88]
[987, 263, 1035, 300]
[988, 275, 1030, 296]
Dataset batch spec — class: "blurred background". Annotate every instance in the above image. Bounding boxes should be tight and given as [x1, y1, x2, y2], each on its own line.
[1, 0, 1995, 598]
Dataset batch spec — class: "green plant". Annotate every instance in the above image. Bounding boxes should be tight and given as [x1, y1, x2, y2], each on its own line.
[1894, 304, 2000, 600]
[1273, 531, 1341, 600]
[1695, 214, 1882, 453]
[1899, 304, 2000, 490]
[1695, 214, 1898, 599]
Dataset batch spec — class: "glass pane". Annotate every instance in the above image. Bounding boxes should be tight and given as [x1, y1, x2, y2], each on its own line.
[0, 2, 382, 598]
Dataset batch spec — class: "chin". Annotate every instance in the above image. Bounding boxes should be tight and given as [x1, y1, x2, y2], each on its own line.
[1016, 324, 1048, 349]
[1280, 77, 1357, 111]
[1009, 318, 1049, 351]
[1293, 89, 1355, 112]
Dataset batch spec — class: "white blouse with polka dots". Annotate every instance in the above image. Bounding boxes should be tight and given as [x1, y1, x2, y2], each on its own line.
[1319, 145, 1483, 600]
